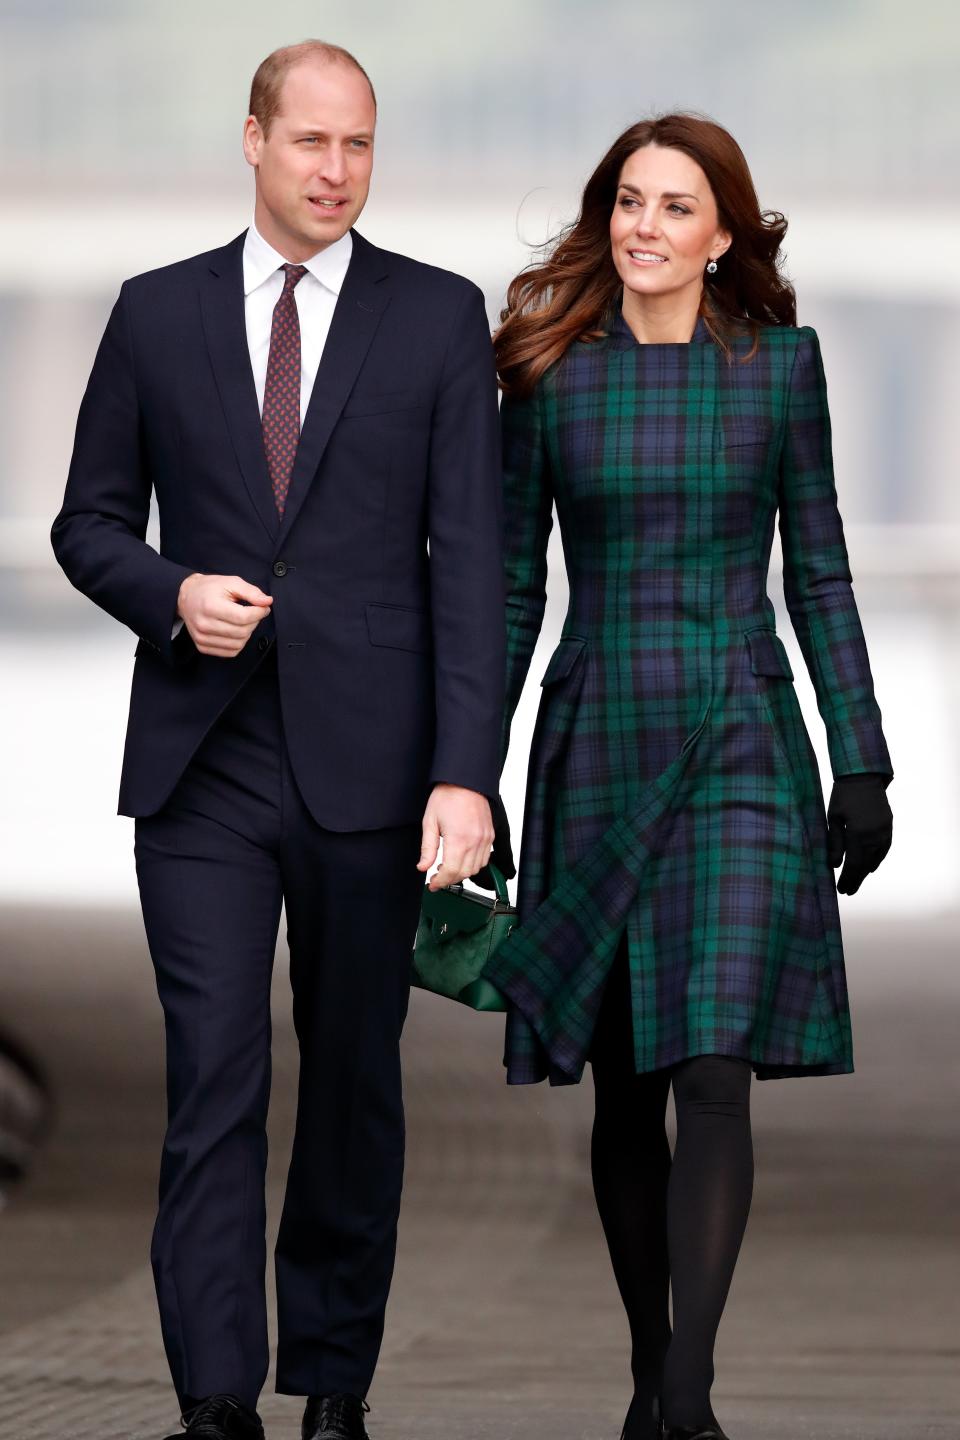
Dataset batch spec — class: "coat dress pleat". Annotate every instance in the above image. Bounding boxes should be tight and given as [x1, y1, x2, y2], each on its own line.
[484, 317, 892, 1085]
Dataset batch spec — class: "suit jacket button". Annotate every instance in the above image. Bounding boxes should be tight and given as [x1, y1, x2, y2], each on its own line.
[257, 636, 271, 652]
[273, 560, 287, 577]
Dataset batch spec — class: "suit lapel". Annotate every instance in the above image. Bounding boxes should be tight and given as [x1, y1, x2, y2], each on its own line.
[199, 232, 280, 543]
[275, 231, 391, 547]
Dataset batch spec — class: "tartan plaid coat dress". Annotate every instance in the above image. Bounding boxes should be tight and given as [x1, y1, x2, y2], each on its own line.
[484, 315, 893, 1085]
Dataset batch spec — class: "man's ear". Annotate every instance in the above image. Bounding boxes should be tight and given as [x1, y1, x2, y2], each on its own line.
[242, 115, 263, 170]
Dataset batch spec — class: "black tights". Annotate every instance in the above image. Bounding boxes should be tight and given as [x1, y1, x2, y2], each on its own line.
[590, 954, 754, 1437]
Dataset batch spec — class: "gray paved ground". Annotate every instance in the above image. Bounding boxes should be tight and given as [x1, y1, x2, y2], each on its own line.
[0, 907, 957, 1440]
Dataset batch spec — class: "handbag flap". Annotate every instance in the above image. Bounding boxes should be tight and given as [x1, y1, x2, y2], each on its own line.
[420, 884, 497, 938]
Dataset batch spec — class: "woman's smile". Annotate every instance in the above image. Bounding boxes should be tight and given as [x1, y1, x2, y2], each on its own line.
[627, 248, 669, 265]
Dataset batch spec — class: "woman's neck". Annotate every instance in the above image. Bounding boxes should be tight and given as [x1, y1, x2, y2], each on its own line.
[621, 284, 703, 344]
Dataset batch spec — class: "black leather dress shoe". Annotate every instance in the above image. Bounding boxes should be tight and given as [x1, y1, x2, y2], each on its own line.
[302, 1393, 370, 1439]
[164, 1393, 265, 1439]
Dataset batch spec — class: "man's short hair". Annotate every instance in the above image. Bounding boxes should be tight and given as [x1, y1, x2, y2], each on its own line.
[249, 41, 377, 137]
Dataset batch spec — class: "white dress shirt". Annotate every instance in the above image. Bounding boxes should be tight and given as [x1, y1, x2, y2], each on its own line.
[243, 221, 353, 426]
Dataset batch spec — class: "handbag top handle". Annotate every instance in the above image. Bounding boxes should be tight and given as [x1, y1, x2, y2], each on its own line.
[449, 863, 510, 906]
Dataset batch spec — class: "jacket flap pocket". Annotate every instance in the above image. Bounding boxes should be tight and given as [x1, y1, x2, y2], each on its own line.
[365, 602, 432, 654]
[540, 636, 586, 686]
[746, 628, 794, 680]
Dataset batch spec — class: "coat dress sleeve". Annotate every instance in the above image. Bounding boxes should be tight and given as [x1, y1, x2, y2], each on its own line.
[50, 283, 194, 665]
[777, 328, 893, 780]
[498, 383, 555, 771]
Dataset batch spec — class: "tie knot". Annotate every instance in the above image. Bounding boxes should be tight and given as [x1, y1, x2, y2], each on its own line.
[281, 263, 308, 291]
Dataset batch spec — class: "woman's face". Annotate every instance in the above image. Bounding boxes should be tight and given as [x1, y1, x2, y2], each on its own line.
[610, 144, 731, 303]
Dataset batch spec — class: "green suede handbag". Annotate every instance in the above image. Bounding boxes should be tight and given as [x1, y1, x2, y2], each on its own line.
[411, 864, 515, 1011]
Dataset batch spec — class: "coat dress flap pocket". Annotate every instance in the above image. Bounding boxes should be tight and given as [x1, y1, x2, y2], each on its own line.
[540, 636, 587, 686]
[721, 417, 777, 450]
[365, 602, 432, 654]
[745, 628, 794, 680]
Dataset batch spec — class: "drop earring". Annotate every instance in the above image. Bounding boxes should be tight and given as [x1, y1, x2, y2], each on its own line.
[706, 259, 718, 274]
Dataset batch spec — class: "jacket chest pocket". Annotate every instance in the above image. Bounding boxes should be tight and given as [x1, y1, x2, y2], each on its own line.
[341, 390, 431, 418]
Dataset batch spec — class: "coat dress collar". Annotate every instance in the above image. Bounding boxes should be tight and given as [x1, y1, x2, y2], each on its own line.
[605, 309, 712, 351]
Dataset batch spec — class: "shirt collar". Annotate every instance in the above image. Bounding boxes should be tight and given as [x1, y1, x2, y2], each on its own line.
[243, 221, 354, 297]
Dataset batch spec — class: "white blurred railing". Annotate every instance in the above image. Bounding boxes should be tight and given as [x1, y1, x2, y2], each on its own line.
[2, 200, 959, 301]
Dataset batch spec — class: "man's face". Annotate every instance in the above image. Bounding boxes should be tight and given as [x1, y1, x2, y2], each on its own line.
[243, 60, 376, 260]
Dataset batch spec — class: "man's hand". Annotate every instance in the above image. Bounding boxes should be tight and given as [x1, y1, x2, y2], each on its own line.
[177, 573, 273, 658]
[418, 784, 495, 891]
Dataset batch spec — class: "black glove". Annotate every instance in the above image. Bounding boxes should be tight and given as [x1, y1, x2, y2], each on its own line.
[827, 774, 893, 896]
[470, 793, 516, 890]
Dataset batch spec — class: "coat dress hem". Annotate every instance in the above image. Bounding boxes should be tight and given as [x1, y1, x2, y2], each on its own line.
[488, 697, 854, 1087]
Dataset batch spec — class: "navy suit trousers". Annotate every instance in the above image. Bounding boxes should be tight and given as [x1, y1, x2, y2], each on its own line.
[134, 645, 423, 1409]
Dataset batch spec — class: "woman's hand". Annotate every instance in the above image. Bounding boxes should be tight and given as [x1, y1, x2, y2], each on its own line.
[470, 794, 516, 890]
[827, 775, 893, 895]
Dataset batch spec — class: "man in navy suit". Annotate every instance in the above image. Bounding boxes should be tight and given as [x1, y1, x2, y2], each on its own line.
[52, 41, 504, 1440]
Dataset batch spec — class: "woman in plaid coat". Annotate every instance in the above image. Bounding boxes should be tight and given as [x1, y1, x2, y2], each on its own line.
[486, 116, 893, 1440]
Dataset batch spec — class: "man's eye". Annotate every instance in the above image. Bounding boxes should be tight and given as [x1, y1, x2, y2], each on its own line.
[350, 139, 370, 150]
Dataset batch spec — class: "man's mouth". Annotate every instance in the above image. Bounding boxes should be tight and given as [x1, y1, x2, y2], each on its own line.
[308, 197, 348, 211]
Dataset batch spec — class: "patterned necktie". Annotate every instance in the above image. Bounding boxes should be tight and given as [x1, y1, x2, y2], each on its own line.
[262, 263, 308, 516]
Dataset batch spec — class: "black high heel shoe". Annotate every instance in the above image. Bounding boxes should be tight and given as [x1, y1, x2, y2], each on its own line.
[661, 1425, 731, 1440]
[620, 1393, 664, 1440]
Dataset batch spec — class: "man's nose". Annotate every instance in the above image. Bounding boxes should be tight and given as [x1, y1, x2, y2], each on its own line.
[318, 147, 348, 186]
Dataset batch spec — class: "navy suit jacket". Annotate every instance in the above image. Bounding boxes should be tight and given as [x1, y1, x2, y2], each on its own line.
[52, 229, 505, 830]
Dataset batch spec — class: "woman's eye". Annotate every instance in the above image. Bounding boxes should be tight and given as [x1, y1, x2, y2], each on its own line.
[618, 196, 637, 209]
[668, 204, 691, 215]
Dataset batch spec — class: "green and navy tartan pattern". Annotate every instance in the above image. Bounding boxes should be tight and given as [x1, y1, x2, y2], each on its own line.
[485, 317, 892, 1085]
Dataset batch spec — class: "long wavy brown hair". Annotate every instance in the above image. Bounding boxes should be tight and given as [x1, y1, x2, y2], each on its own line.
[495, 114, 796, 396]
